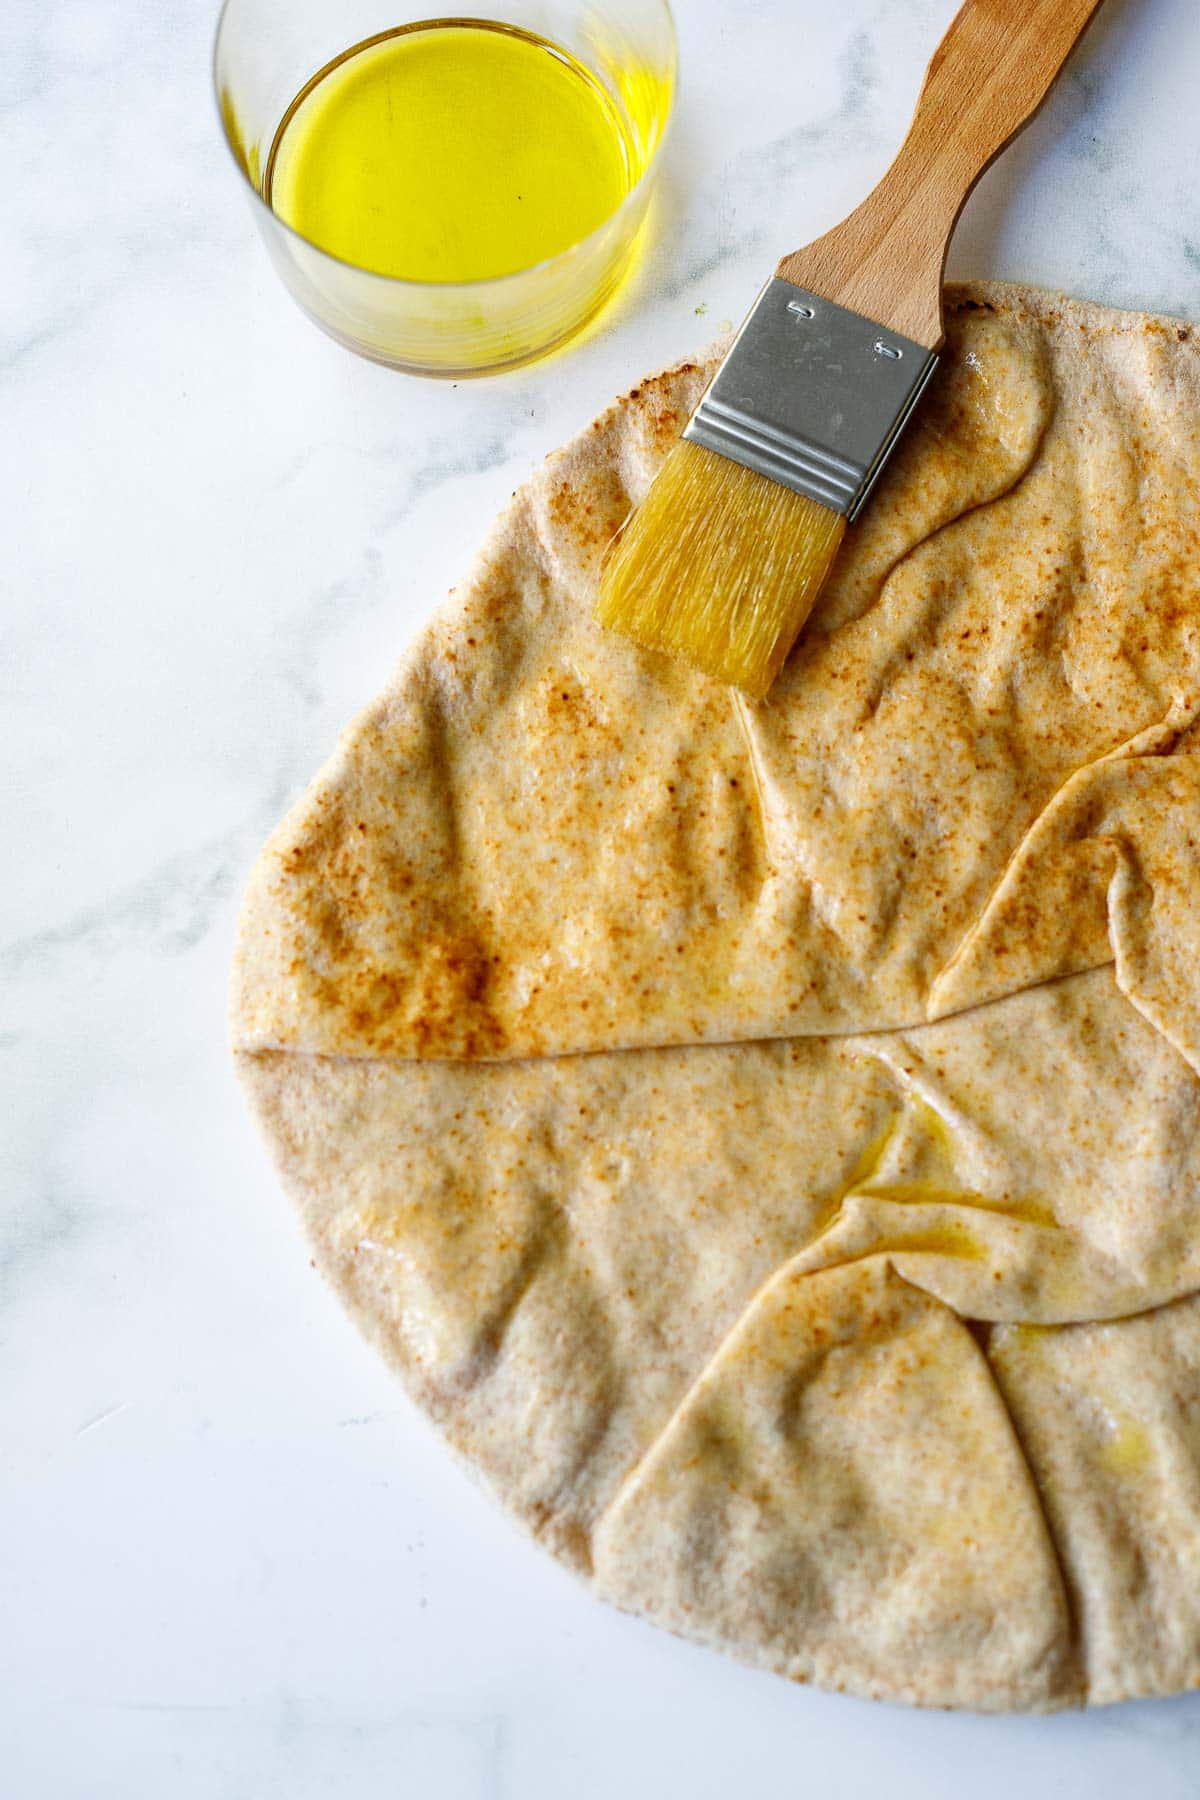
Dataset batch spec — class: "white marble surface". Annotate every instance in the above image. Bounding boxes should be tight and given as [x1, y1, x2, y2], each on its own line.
[6, 0, 1200, 1791]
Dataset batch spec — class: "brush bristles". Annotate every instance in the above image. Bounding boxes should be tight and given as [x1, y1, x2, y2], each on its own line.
[595, 440, 847, 699]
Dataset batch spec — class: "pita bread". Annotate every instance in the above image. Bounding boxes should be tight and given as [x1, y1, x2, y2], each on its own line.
[233, 284, 1200, 1709]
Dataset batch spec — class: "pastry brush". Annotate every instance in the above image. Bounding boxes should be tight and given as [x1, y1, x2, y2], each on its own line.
[597, 0, 1107, 698]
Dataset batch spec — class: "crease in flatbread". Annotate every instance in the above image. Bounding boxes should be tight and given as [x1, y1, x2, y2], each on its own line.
[594, 1257, 1078, 1712]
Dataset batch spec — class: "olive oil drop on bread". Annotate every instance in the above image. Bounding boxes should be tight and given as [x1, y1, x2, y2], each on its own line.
[597, 0, 1108, 698]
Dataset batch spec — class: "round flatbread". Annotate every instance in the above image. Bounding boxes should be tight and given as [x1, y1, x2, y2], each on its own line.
[233, 284, 1200, 1710]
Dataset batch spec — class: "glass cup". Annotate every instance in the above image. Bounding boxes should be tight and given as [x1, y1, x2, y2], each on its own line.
[213, 0, 676, 376]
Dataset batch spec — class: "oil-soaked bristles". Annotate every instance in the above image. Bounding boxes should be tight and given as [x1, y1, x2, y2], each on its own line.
[596, 440, 847, 699]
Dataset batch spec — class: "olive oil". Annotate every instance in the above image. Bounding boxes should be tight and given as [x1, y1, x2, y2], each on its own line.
[265, 19, 637, 283]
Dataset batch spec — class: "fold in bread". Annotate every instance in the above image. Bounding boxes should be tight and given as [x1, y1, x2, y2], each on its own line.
[233, 285, 1200, 1709]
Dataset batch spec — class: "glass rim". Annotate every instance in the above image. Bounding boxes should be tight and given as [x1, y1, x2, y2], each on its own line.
[211, 0, 677, 295]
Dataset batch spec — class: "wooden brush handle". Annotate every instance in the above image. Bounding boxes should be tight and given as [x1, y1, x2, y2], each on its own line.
[776, 0, 1107, 348]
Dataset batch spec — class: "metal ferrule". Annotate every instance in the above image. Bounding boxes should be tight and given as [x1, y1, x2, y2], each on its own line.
[683, 277, 939, 520]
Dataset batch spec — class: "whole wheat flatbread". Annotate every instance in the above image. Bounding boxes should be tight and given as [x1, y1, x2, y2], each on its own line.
[232, 284, 1200, 1709]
